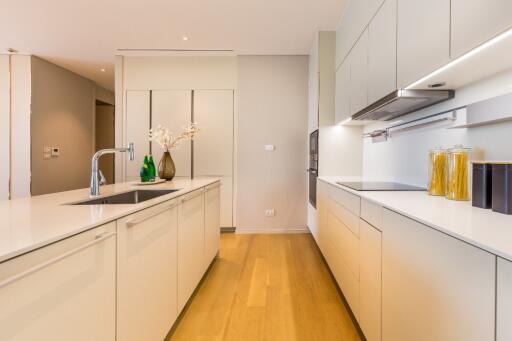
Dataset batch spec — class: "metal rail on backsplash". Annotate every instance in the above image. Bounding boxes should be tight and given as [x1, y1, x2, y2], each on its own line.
[362, 108, 464, 142]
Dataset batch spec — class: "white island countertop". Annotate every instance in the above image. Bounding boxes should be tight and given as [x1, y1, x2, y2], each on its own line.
[0, 177, 219, 263]
[319, 176, 512, 261]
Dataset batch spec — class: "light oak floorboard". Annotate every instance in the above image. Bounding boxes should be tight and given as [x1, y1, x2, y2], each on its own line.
[170, 233, 361, 341]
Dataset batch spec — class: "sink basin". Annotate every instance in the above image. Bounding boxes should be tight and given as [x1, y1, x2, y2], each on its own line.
[69, 189, 180, 205]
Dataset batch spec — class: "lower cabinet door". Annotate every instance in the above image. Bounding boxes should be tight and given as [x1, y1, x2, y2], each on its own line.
[178, 188, 206, 313]
[359, 219, 382, 341]
[0, 222, 116, 341]
[497, 257, 512, 341]
[204, 182, 221, 268]
[117, 200, 179, 341]
[382, 208, 495, 341]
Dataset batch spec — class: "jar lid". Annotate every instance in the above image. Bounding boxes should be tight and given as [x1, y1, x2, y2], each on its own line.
[430, 147, 446, 152]
[448, 144, 472, 152]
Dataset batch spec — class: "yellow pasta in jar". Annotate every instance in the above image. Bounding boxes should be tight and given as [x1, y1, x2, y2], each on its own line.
[446, 146, 471, 201]
[428, 149, 447, 196]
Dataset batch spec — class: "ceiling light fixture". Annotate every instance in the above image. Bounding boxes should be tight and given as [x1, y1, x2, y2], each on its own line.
[6, 48, 18, 53]
[182, 36, 189, 41]
[100, 68, 106, 72]
[406, 26, 512, 89]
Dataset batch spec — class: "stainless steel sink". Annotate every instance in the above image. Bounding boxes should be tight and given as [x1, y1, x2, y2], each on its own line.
[69, 189, 180, 205]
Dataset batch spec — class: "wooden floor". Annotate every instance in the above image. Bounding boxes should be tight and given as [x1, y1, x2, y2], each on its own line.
[169, 233, 361, 341]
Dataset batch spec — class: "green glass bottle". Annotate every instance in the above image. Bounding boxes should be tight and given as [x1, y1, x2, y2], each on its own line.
[140, 155, 150, 182]
[148, 155, 156, 181]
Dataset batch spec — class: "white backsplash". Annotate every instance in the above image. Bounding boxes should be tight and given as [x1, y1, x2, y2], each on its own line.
[363, 68, 512, 187]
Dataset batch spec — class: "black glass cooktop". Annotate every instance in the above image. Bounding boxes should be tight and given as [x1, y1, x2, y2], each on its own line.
[336, 181, 426, 191]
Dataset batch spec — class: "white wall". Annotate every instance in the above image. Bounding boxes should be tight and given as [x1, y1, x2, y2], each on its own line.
[237, 56, 308, 232]
[0, 56, 9, 200]
[363, 68, 512, 186]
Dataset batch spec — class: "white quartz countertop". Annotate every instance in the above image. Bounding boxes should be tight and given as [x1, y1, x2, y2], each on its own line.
[319, 176, 512, 261]
[0, 177, 219, 263]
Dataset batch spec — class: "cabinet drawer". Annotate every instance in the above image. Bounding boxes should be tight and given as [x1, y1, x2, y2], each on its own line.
[327, 210, 360, 280]
[328, 240, 360, 321]
[0, 223, 116, 341]
[329, 196, 360, 237]
[361, 199, 383, 230]
[328, 185, 361, 217]
[117, 200, 179, 341]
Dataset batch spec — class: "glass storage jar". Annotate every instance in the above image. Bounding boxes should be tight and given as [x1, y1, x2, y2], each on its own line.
[446, 145, 472, 201]
[428, 147, 447, 196]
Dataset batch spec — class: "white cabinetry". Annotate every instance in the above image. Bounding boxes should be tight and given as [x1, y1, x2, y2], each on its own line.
[368, 0, 397, 103]
[397, 0, 450, 88]
[178, 188, 206, 312]
[204, 182, 221, 267]
[335, 59, 351, 124]
[126, 90, 150, 180]
[381, 208, 495, 341]
[451, 0, 512, 58]
[192, 90, 234, 228]
[497, 257, 512, 341]
[117, 200, 179, 341]
[0, 223, 116, 341]
[349, 29, 369, 115]
[359, 219, 382, 341]
[336, 0, 385, 68]
[152, 90, 192, 177]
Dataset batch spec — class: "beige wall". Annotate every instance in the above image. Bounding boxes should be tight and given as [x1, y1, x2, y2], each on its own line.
[236, 56, 308, 232]
[0, 56, 9, 200]
[30, 56, 97, 195]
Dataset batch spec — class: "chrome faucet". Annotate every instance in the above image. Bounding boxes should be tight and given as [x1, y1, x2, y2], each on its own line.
[90, 142, 135, 196]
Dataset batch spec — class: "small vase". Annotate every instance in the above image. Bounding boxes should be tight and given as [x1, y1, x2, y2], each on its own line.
[158, 151, 176, 181]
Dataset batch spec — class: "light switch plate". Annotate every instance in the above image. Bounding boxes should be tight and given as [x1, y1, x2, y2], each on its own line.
[51, 147, 60, 157]
[265, 209, 275, 217]
[264, 144, 275, 151]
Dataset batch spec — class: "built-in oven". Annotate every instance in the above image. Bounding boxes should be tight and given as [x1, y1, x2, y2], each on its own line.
[309, 130, 319, 208]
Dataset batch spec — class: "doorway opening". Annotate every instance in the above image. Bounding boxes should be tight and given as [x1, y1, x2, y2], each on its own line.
[95, 100, 115, 184]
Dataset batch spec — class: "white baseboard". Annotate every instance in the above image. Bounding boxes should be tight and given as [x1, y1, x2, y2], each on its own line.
[235, 228, 310, 234]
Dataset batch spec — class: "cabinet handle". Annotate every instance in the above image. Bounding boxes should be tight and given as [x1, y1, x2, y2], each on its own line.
[0, 231, 116, 290]
[205, 183, 222, 192]
[126, 203, 177, 228]
[180, 190, 204, 203]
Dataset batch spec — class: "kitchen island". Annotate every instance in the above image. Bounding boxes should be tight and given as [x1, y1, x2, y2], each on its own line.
[0, 177, 221, 341]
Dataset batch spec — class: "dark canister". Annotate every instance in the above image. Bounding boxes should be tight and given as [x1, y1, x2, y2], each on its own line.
[492, 162, 512, 215]
[472, 162, 493, 209]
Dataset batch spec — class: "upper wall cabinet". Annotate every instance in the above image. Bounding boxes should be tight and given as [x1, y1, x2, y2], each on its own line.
[368, 0, 397, 103]
[350, 29, 369, 115]
[336, 0, 385, 68]
[335, 58, 351, 124]
[451, 0, 512, 58]
[397, 0, 450, 88]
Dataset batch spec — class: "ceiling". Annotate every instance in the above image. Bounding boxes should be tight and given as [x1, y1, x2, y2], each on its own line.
[0, 0, 345, 90]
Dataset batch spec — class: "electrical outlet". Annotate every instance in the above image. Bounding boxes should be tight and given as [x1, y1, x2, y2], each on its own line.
[265, 209, 275, 217]
[43, 146, 51, 159]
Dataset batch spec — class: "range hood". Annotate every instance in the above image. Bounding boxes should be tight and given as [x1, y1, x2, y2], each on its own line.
[351, 89, 455, 121]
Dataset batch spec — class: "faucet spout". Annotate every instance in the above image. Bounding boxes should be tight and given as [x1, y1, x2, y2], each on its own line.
[90, 142, 135, 197]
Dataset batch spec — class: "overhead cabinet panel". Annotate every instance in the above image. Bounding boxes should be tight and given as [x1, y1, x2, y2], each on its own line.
[193, 90, 234, 176]
[368, 0, 397, 104]
[451, 0, 512, 58]
[397, 0, 450, 88]
[335, 59, 351, 124]
[350, 29, 369, 115]
[336, 0, 385, 68]
[126, 90, 150, 181]
[152, 90, 192, 177]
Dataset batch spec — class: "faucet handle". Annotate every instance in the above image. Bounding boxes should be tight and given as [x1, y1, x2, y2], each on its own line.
[98, 170, 107, 186]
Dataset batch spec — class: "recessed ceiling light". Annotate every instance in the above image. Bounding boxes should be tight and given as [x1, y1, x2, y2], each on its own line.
[6, 48, 18, 53]
[182, 36, 189, 41]
[100, 68, 106, 72]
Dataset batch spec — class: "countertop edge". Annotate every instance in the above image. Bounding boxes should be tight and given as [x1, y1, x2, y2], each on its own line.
[318, 177, 512, 262]
[0, 178, 220, 264]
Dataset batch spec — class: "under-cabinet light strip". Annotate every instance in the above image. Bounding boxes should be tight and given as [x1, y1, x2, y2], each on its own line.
[406, 27, 512, 89]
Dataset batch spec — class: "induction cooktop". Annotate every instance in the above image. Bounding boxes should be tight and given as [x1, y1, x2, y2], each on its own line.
[336, 181, 426, 191]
